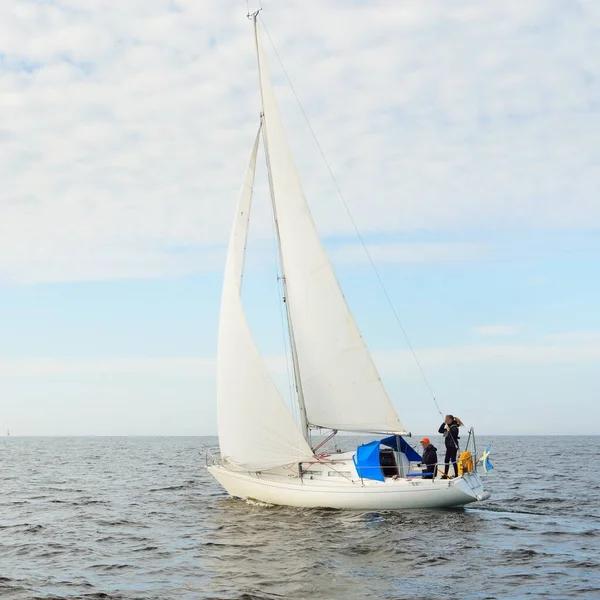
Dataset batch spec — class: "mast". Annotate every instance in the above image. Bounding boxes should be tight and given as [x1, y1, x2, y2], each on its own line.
[251, 12, 310, 442]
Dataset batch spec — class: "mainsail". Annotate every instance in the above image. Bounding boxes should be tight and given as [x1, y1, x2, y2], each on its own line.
[254, 20, 408, 435]
[216, 125, 315, 471]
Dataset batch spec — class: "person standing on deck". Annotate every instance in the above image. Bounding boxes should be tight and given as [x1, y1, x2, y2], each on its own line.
[438, 415, 463, 478]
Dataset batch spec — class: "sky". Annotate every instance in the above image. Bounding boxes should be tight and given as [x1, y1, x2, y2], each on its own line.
[0, 0, 599, 437]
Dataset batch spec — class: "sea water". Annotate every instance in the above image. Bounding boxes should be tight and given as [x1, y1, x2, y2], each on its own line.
[1, 436, 598, 599]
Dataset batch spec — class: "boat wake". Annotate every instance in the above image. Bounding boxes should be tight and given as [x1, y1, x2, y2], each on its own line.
[243, 497, 275, 508]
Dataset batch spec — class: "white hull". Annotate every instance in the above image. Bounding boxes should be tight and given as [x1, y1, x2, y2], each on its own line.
[208, 465, 489, 510]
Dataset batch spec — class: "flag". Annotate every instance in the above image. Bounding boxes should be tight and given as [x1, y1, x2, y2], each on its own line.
[478, 445, 494, 474]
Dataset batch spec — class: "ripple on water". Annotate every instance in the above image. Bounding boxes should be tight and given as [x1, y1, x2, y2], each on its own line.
[2, 436, 600, 600]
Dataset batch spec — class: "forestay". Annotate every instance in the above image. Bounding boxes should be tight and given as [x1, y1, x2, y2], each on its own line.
[255, 22, 407, 435]
[216, 125, 315, 471]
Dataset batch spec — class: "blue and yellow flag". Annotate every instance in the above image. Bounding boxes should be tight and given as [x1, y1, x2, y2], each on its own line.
[478, 445, 494, 474]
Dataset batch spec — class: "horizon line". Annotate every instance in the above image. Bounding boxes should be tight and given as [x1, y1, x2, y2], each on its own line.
[2, 433, 597, 438]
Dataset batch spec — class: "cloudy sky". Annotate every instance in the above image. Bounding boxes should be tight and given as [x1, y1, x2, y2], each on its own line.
[1, 0, 599, 437]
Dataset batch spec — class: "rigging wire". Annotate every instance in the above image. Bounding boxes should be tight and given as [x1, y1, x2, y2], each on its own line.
[259, 16, 444, 418]
[264, 139, 298, 414]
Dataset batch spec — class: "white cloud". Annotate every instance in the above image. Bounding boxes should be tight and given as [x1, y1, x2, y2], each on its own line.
[330, 242, 491, 265]
[2, 331, 598, 434]
[5, 329, 596, 379]
[1, 0, 599, 282]
[474, 324, 521, 336]
[544, 331, 600, 344]
[0, 357, 213, 378]
[374, 339, 600, 372]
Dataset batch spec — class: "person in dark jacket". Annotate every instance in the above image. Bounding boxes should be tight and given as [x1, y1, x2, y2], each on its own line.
[419, 437, 438, 479]
[438, 414, 463, 477]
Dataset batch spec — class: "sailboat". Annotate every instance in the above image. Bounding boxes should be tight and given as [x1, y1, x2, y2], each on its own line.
[207, 12, 490, 510]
